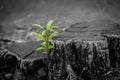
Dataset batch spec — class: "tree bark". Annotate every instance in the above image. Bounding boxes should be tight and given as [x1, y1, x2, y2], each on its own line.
[0, 35, 120, 80]
[48, 39, 110, 80]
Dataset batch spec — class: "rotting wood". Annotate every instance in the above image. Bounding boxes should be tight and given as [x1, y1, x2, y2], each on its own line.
[48, 40, 110, 80]
[0, 35, 120, 80]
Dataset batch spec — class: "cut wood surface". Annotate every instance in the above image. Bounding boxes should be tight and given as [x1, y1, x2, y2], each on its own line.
[0, 35, 120, 80]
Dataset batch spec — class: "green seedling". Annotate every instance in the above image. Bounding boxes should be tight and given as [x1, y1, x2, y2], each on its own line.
[32, 20, 58, 54]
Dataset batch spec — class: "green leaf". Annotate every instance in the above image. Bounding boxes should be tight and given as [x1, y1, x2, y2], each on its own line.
[32, 32, 45, 41]
[47, 41, 51, 47]
[36, 38, 44, 41]
[41, 30, 46, 36]
[46, 20, 53, 30]
[41, 42, 47, 48]
[48, 45, 54, 49]
[36, 47, 46, 51]
[51, 26, 59, 29]
[32, 24, 44, 30]
[49, 31, 58, 40]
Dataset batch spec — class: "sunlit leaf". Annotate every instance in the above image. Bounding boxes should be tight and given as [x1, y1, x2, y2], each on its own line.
[46, 20, 53, 30]
[49, 31, 58, 40]
[36, 38, 44, 41]
[41, 42, 47, 47]
[36, 47, 46, 51]
[48, 39, 52, 42]
[32, 24, 44, 30]
[32, 32, 45, 41]
[42, 30, 46, 36]
[33, 20, 58, 53]
[48, 45, 54, 49]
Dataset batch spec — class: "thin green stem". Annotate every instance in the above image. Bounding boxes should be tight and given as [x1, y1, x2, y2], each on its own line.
[46, 29, 49, 54]
[45, 29, 50, 80]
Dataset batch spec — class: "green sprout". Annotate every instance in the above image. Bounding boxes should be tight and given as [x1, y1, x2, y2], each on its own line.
[32, 20, 58, 54]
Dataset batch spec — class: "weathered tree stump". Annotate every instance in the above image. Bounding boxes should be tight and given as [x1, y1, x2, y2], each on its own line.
[0, 48, 18, 80]
[104, 35, 120, 79]
[0, 41, 47, 80]
[105, 35, 120, 68]
[0, 35, 120, 80]
[48, 40, 110, 80]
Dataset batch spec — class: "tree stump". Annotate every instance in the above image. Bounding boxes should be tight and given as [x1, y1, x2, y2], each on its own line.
[48, 39, 111, 80]
[0, 35, 120, 80]
[0, 41, 47, 80]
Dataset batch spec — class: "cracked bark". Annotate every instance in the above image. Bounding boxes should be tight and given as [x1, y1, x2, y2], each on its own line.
[0, 35, 120, 80]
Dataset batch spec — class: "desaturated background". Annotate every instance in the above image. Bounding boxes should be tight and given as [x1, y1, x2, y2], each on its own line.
[0, 0, 120, 41]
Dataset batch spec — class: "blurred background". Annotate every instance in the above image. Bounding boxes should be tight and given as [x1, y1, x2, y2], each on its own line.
[0, 0, 120, 42]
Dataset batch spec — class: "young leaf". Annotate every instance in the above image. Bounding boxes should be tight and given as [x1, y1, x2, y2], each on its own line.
[32, 24, 44, 30]
[41, 42, 47, 48]
[33, 20, 58, 54]
[48, 45, 54, 49]
[36, 47, 46, 51]
[42, 30, 46, 36]
[47, 41, 51, 47]
[51, 26, 59, 29]
[32, 32, 45, 41]
[46, 20, 53, 30]
[49, 31, 58, 40]
[36, 37, 44, 41]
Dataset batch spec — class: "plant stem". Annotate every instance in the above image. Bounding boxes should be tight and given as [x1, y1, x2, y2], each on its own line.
[45, 29, 51, 80]
[46, 30, 49, 54]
